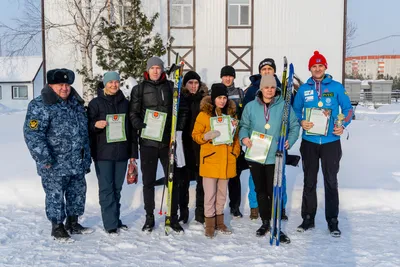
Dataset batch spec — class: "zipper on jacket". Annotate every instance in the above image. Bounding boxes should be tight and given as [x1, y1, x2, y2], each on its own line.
[161, 90, 165, 102]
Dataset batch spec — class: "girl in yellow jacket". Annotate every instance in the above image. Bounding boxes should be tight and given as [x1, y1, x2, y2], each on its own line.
[192, 83, 241, 238]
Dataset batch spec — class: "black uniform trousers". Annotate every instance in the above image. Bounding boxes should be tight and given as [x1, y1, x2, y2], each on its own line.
[248, 162, 274, 222]
[140, 146, 179, 217]
[228, 170, 242, 210]
[300, 139, 342, 222]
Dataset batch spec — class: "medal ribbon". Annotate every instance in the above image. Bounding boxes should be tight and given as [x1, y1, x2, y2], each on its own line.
[315, 80, 321, 99]
[264, 103, 271, 124]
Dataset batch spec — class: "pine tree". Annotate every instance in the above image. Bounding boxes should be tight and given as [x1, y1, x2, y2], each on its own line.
[95, 0, 166, 82]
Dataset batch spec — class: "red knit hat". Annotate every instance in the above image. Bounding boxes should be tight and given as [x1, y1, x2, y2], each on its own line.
[308, 51, 328, 70]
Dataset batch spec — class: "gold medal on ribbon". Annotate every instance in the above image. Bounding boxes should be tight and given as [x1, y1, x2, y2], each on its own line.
[318, 101, 323, 107]
[265, 123, 271, 130]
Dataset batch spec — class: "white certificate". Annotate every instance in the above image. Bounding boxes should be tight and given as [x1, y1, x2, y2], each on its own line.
[106, 114, 127, 143]
[245, 131, 273, 164]
[141, 109, 167, 142]
[210, 116, 233, 145]
[306, 108, 331, 136]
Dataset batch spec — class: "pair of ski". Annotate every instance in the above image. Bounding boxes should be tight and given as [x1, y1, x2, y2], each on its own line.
[269, 57, 295, 246]
[158, 53, 184, 235]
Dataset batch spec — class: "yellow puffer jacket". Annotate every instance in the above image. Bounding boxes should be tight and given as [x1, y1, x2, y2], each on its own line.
[192, 96, 240, 179]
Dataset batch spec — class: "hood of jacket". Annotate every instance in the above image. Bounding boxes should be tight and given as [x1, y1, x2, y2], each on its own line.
[199, 95, 237, 117]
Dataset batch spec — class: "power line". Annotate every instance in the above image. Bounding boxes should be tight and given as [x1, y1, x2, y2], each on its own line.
[350, 35, 400, 49]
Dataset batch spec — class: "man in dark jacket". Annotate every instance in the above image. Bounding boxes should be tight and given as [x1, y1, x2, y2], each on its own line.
[178, 71, 208, 224]
[217, 65, 245, 218]
[23, 69, 92, 242]
[129, 56, 187, 233]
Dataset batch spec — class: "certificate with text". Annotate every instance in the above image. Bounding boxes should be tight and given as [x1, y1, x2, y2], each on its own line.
[245, 131, 273, 164]
[210, 116, 233, 145]
[106, 114, 127, 143]
[141, 109, 167, 142]
[306, 108, 331, 136]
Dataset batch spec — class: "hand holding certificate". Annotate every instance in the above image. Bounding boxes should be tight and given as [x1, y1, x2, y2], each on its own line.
[141, 109, 167, 142]
[210, 116, 233, 145]
[306, 108, 331, 136]
[244, 131, 273, 164]
[106, 114, 127, 143]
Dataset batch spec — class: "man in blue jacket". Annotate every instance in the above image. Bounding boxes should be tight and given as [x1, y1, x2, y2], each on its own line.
[24, 69, 92, 242]
[293, 51, 353, 237]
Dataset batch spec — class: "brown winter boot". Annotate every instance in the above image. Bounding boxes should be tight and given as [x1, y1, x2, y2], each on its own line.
[250, 207, 259, 220]
[216, 214, 232, 234]
[205, 217, 215, 238]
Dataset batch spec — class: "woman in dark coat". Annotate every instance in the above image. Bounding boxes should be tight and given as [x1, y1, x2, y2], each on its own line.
[87, 71, 138, 234]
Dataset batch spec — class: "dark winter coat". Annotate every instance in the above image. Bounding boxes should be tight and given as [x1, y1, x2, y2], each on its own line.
[181, 83, 208, 172]
[23, 85, 91, 177]
[243, 74, 282, 107]
[129, 72, 187, 150]
[87, 87, 138, 161]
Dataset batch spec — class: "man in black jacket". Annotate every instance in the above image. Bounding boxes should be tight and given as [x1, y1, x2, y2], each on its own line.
[129, 56, 187, 233]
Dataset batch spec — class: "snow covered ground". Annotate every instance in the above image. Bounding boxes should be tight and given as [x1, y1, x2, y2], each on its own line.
[1, 105, 400, 267]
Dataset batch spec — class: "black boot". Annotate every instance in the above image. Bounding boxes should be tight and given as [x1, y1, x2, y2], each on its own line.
[65, 215, 93, 234]
[256, 220, 270, 237]
[51, 223, 72, 242]
[230, 207, 243, 218]
[278, 231, 291, 244]
[170, 216, 184, 233]
[142, 214, 155, 232]
[195, 209, 205, 224]
[281, 208, 288, 221]
[178, 208, 189, 224]
[297, 215, 315, 232]
[118, 220, 128, 231]
[328, 218, 341, 237]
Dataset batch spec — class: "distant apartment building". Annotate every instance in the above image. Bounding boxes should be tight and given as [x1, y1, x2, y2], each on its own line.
[345, 55, 400, 79]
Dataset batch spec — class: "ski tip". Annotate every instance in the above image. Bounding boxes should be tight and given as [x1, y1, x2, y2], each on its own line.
[289, 63, 294, 72]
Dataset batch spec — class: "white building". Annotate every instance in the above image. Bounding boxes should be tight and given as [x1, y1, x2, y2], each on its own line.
[44, 0, 346, 94]
[0, 56, 43, 110]
[345, 55, 400, 79]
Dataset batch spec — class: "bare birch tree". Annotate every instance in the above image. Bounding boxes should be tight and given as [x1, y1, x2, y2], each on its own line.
[0, 0, 109, 103]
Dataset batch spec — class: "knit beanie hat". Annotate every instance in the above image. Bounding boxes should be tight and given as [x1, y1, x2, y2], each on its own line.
[146, 56, 164, 72]
[258, 58, 276, 73]
[259, 75, 277, 90]
[220, 65, 236, 78]
[103, 71, 120, 86]
[183, 71, 201, 86]
[211, 83, 228, 104]
[308, 50, 328, 70]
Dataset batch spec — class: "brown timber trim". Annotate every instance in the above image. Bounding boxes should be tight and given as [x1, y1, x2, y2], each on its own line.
[167, 0, 196, 70]
[228, 48, 251, 69]
[225, 0, 254, 73]
[227, 26, 252, 29]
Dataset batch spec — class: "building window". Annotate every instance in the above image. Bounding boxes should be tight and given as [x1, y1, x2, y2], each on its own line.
[228, 0, 250, 26]
[118, 4, 131, 26]
[171, 0, 193, 27]
[12, 86, 28, 100]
